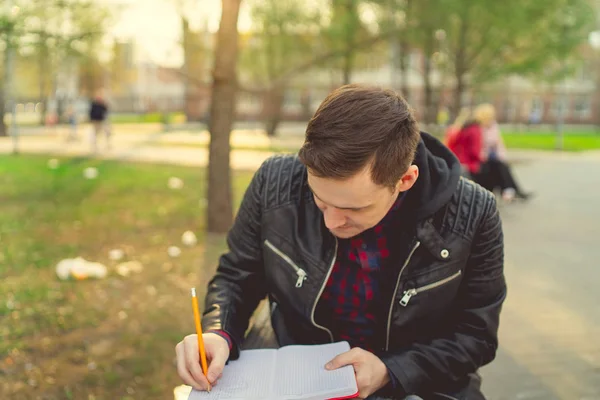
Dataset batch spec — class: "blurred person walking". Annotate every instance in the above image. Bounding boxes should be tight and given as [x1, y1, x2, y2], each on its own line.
[89, 90, 111, 152]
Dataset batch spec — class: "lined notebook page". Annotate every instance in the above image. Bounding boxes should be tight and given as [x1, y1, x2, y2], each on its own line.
[274, 342, 357, 399]
[188, 349, 276, 400]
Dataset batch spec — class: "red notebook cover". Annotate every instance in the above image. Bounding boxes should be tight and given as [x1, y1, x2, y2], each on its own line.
[327, 389, 360, 400]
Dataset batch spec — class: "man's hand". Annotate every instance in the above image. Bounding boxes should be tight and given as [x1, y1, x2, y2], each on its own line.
[175, 333, 230, 391]
[325, 347, 390, 399]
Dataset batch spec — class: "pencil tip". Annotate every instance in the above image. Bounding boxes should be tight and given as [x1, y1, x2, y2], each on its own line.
[191, 287, 196, 297]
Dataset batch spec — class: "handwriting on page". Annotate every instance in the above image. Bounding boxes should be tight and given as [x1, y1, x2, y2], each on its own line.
[189, 379, 250, 400]
[188, 349, 275, 400]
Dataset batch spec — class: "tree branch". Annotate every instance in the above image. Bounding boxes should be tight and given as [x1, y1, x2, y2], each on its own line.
[269, 32, 390, 88]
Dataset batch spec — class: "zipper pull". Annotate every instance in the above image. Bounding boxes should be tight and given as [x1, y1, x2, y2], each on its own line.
[400, 289, 417, 306]
[295, 269, 307, 288]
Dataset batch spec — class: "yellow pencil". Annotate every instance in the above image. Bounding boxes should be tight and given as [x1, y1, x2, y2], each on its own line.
[191, 288, 211, 392]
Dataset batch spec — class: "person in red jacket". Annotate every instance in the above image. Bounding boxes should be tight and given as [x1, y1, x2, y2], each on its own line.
[446, 114, 483, 179]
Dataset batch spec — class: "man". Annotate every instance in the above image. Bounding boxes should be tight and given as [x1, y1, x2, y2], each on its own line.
[89, 89, 111, 152]
[175, 85, 506, 399]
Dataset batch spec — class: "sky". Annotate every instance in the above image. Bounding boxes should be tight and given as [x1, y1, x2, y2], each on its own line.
[102, 0, 253, 66]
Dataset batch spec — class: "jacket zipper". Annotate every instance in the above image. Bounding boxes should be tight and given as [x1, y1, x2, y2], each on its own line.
[385, 241, 420, 351]
[309, 238, 337, 343]
[399, 270, 462, 307]
[264, 240, 307, 288]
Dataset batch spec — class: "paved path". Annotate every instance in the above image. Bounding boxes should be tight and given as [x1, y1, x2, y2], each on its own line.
[3, 129, 596, 171]
[480, 155, 600, 399]
[0, 130, 279, 170]
[2, 128, 599, 399]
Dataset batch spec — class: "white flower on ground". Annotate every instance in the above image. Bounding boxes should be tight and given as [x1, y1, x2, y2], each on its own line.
[181, 231, 197, 247]
[168, 246, 182, 258]
[83, 167, 98, 179]
[168, 177, 184, 189]
[109, 249, 125, 261]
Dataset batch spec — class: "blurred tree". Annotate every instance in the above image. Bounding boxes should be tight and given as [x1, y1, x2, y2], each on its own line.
[181, 18, 208, 121]
[402, 0, 445, 123]
[0, 0, 112, 127]
[375, 0, 593, 121]
[241, 0, 320, 136]
[207, 0, 242, 233]
[372, 0, 412, 96]
[0, 0, 26, 136]
[325, 0, 369, 85]
[440, 0, 595, 116]
[175, 0, 211, 121]
[238, 0, 392, 136]
[30, 0, 112, 123]
[110, 40, 137, 98]
[77, 38, 106, 98]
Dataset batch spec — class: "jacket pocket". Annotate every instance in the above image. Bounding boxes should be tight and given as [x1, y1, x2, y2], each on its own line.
[400, 270, 462, 307]
[264, 239, 307, 288]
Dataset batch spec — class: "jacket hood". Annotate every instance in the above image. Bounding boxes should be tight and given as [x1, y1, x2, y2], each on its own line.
[401, 131, 462, 221]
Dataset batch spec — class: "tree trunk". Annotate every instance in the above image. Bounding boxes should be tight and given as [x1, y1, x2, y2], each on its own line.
[595, 57, 600, 132]
[0, 87, 6, 137]
[38, 42, 48, 126]
[398, 0, 412, 99]
[265, 114, 282, 138]
[398, 46, 409, 99]
[342, 50, 353, 85]
[207, 0, 242, 234]
[453, 71, 467, 119]
[423, 30, 435, 124]
[423, 59, 434, 124]
[452, 16, 469, 118]
[263, 85, 285, 137]
[181, 16, 194, 121]
[1, 34, 13, 137]
[39, 98, 48, 126]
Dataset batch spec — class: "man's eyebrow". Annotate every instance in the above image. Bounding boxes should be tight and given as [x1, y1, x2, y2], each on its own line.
[307, 183, 368, 210]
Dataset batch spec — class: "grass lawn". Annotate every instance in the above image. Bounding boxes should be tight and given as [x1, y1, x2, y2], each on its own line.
[0, 155, 254, 400]
[110, 113, 187, 125]
[502, 132, 600, 152]
[147, 131, 600, 153]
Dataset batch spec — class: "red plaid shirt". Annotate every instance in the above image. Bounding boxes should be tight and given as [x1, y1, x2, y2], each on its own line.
[317, 193, 404, 351]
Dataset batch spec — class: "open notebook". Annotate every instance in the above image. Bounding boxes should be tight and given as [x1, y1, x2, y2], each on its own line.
[188, 341, 358, 400]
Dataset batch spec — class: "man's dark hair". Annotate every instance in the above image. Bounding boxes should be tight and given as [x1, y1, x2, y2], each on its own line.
[298, 84, 420, 188]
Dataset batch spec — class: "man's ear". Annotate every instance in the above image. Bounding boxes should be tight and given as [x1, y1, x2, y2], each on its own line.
[397, 165, 419, 192]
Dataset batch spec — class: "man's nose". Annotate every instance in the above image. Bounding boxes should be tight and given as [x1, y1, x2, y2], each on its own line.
[323, 207, 346, 230]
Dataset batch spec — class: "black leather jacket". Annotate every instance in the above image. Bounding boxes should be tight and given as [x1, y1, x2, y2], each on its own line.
[202, 132, 506, 398]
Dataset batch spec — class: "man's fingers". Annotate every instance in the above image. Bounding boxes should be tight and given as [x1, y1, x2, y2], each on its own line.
[325, 348, 360, 370]
[207, 347, 228, 383]
[183, 337, 211, 389]
[176, 343, 202, 390]
[177, 355, 201, 390]
[186, 353, 210, 385]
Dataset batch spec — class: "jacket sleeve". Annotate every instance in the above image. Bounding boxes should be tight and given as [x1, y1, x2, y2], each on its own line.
[201, 162, 268, 359]
[381, 194, 506, 395]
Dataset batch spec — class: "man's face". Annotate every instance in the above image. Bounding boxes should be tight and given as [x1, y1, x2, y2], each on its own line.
[307, 165, 418, 239]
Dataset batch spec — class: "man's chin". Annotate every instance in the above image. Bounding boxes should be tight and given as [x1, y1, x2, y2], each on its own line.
[330, 227, 361, 239]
